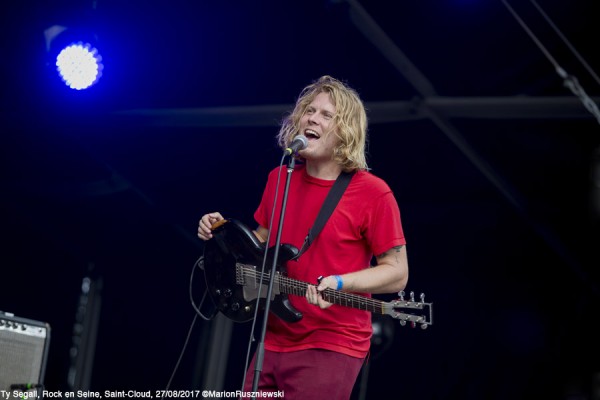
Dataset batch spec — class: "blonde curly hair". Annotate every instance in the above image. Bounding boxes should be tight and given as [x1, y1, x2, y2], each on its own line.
[277, 76, 369, 171]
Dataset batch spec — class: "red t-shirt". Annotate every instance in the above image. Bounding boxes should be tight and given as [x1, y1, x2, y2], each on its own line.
[254, 164, 406, 358]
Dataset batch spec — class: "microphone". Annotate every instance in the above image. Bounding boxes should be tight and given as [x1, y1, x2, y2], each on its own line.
[284, 135, 308, 155]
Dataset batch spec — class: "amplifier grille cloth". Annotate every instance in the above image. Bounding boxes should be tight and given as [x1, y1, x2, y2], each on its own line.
[0, 328, 47, 391]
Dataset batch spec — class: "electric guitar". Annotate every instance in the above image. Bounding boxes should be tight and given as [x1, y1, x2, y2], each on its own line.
[201, 218, 433, 329]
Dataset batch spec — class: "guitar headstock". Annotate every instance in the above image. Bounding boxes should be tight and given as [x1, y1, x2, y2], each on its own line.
[388, 290, 433, 329]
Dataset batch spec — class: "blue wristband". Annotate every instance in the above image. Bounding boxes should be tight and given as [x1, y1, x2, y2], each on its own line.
[334, 275, 343, 290]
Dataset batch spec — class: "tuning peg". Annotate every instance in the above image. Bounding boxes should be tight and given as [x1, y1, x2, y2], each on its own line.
[420, 293, 425, 303]
[398, 290, 405, 301]
[420, 323, 428, 330]
[399, 320, 406, 327]
[410, 291, 415, 302]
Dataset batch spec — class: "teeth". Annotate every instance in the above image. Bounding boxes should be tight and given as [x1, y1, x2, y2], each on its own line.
[305, 129, 320, 138]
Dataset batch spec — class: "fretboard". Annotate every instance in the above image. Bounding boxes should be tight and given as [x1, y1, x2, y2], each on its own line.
[239, 264, 387, 315]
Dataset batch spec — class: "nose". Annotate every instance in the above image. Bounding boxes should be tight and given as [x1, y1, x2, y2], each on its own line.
[307, 112, 318, 124]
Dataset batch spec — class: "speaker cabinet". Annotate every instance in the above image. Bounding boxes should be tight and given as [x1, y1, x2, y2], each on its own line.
[0, 311, 51, 391]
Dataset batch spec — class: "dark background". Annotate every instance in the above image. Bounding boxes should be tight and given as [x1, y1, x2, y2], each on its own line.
[1, 1, 600, 399]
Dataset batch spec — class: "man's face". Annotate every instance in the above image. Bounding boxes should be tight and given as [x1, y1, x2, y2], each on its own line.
[297, 92, 340, 163]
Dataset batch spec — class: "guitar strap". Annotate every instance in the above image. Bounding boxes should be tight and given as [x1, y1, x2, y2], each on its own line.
[293, 170, 356, 260]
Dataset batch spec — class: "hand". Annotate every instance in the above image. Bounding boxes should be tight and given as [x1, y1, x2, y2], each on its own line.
[197, 212, 224, 241]
[305, 276, 338, 309]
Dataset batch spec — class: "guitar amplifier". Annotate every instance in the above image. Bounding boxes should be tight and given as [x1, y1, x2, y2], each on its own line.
[0, 311, 51, 391]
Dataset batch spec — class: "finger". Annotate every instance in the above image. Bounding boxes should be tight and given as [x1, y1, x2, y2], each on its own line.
[207, 212, 223, 225]
[198, 222, 212, 239]
[201, 215, 214, 228]
[316, 276, 332, 292]
[306, 285, 317, 304]
[200, 221, 213, 235]
[316, 296, 325, 308]
[305, 285, 313, 301]
[198, 217, 213, 240]
[316, 292, 332, 309]
[197, 230, 210, 241]
[199, 212, 222, 236]
[205, 213, 223, 230]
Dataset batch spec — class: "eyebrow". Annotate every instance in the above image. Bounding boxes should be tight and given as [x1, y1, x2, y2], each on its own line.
[305, 102, 336, 116]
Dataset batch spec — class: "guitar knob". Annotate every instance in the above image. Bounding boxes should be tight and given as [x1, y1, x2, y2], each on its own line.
[224, 288, 233, 298]
[231, 302, 240, 311]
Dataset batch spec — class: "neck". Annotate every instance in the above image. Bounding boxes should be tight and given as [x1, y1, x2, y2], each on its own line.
[305, 160, 343, 180]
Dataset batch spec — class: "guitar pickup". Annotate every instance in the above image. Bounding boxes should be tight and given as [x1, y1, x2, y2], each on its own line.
[236, 263, 280, 301]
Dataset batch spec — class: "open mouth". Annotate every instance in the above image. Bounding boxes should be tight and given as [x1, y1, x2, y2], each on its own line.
[304, 129, 320, 140]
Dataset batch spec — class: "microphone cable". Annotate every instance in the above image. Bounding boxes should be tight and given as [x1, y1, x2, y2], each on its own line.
[161, 255, 215, 400]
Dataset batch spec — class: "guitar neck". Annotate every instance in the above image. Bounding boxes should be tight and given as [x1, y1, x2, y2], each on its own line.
[283, 276, 386, 314]
[241, 265, 387, 315]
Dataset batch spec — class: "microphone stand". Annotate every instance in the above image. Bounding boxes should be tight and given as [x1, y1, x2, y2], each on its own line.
[251, 155, 297, 397]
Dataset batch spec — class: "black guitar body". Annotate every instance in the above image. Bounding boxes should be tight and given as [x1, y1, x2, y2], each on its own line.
[203, 219, 303, 323]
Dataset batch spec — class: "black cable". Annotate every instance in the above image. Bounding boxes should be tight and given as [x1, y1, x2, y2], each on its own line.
[160, 256, 213, 400]
[189, 255, 216, 322]
[160, 313, 198, 400]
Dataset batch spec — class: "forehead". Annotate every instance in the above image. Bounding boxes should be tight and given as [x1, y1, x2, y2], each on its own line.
[308, 91, 336, 112]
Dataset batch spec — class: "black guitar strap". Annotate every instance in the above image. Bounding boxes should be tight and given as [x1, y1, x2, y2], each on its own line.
[293, 170, 356, 260]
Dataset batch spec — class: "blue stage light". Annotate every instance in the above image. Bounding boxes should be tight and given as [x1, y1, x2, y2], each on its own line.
[44, 25, 104, 91]
[55, 42, 103, 90]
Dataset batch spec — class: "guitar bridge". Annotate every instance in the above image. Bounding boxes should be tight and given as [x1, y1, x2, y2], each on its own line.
[235, 263, 249, 285]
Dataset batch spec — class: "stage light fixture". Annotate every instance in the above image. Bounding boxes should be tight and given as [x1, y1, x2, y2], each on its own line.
[44, 24, 104, 90]
[56, 42, 102, 90]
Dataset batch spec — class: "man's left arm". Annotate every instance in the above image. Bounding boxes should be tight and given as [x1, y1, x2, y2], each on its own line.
[309, 245, 409, 308]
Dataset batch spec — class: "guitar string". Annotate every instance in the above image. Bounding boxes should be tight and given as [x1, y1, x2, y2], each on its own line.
[237, 265, 430, 325]
[240, 265, 430, 317]
[242, 267, 431, 323]
[240, 267, 395, 313]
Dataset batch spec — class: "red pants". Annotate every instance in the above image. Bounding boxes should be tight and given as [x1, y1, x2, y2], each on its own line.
[242, 348, 365, 400]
